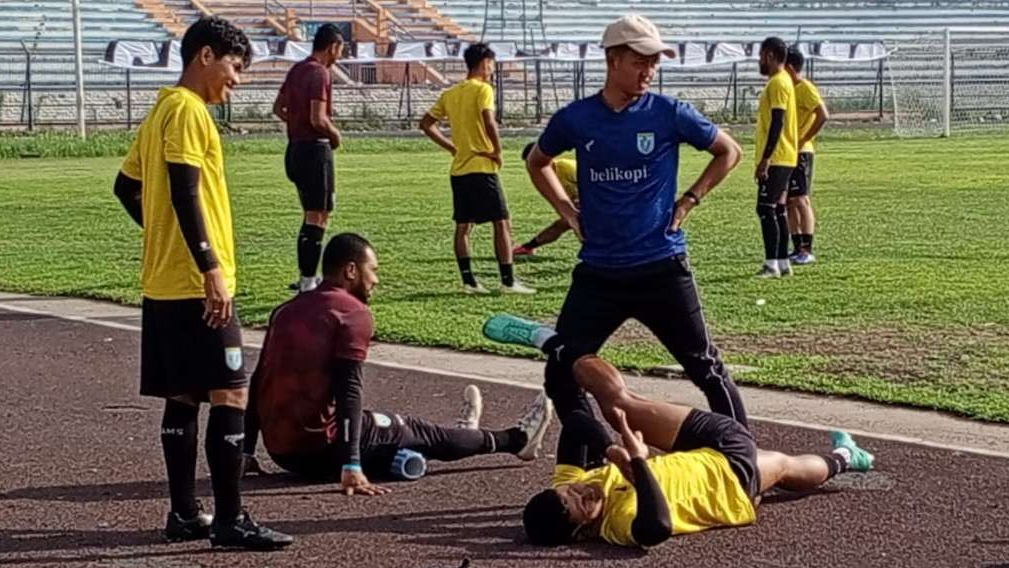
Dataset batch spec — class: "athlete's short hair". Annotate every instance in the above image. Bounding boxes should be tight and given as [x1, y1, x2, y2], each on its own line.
[523, 489, 579, 546]
[180, 16, 251, 69]
[521, 142, 536, 161]
[463, 43, 496, 71]
[322, 233, 373, 275]
[313, 23, 344, 52]
[786, 46, 805, 72]
[760, 37, 788, 63]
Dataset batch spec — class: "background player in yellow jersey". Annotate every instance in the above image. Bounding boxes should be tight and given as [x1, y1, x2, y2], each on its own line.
[420, 44, 535, 295]
[112, 17, 292, 550]
[754, 37, 799, 279]
[480, 314, 874, 548]
[513, 142, 579, 257]
[785, 47, 829, 265]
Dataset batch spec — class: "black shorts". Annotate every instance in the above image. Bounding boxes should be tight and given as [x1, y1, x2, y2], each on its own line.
[269, 411, 454, 480]
[450, 173, 509, 224]
[670, 409, 760, 501]
[285, 141, 335, 212]
[787, 153, 815, 198]
[757, 165, 795, 206]
[140, 298, 247, 400]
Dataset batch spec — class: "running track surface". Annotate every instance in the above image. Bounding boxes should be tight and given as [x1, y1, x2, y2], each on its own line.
[1, 308, 1008, 568]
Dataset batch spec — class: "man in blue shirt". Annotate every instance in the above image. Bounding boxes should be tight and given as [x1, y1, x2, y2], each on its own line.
[520, 15, 748, 432]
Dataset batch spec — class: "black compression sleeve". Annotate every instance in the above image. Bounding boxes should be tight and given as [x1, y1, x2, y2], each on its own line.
[761, 108, 786, 162]
[167, 162, 218, 273]
[629, 457, 673, 547]
[556, 409, 614, 468]
[332, 359, 364, 468]
[113, 172, 143, 227]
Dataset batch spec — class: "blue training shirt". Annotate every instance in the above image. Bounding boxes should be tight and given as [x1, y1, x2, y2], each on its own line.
[537, 92, 718, 268]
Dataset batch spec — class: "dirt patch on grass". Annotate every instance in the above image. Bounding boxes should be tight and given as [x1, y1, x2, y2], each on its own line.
[606, 319, 1009, 385]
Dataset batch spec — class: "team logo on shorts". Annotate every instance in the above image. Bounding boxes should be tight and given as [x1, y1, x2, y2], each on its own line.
[636, 132, 655, 155]
[224, 347, 243, 371]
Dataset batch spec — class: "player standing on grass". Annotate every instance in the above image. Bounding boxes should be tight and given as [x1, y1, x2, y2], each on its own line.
[785, 46, 828, 265]
[522, 15, 749, 435]
[420, 43, 535, 295]
[112, 17, 293, 550]
[754, 37, 799, 278]
[242, 234, 553, 493]
[273, 24, 345, 292]
[513, 142, 579, 257]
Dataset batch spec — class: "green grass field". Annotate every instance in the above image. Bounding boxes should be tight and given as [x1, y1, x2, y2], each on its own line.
[3, 132, 1009, 421]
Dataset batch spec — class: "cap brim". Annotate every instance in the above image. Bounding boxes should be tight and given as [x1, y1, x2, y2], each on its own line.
[626, 39, 677, 58]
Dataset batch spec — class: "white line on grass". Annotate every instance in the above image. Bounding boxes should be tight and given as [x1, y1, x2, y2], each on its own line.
[2, 299, 1007, 460]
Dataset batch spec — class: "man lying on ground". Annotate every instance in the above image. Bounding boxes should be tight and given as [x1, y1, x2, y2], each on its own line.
[241, 235, 552, 495]
[483, 314, 874, 547]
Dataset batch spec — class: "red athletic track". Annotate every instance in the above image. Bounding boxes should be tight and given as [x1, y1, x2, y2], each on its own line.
[1, 308, 1008, 567]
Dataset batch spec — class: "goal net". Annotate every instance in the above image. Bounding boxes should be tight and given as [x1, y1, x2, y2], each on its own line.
[888, 29, 1009, 137]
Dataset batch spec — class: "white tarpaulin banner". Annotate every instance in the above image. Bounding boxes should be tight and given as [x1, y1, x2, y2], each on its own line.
[101, 39, 891, 72]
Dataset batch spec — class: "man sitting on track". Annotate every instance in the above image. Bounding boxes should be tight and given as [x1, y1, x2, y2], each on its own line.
[242, 234, 553, 495]
[483, 314, 875, 548]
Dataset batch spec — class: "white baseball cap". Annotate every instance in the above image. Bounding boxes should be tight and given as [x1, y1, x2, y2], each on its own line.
[600, 15, 676, 58]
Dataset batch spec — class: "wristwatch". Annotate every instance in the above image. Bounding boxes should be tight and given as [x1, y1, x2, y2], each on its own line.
[683, 190, 701, 205]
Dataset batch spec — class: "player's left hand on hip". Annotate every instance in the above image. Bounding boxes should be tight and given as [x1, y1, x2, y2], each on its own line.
[475, 151, 502, 167]
[340, 470, 391, 496]
[671, 198, 693, 231]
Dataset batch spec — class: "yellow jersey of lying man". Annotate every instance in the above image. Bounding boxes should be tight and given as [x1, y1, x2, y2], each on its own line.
[523, 405, 873, 548]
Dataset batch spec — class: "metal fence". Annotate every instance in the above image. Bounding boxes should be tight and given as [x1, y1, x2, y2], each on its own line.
[0, 48, 892, 131]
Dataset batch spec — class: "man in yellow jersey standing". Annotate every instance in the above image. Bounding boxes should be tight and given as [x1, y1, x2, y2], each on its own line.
[754, 37, 799, 278]
[112, 17, 293, 550]
[420, 43, 535, 295]
[513, 142, 579, 257]
[785, 46, 829, 265]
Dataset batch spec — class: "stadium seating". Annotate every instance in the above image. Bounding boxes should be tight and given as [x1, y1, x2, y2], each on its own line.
[429, 0, 1009, 44]
[0, 0, 172, 51]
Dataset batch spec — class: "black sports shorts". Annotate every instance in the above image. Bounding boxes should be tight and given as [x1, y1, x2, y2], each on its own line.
[787, 152, 815, 198]
[140, 298, 247, 400]
[449, 173, 509, 224]
[670, 409, 761, 501]
[757, 165, 795, 206]
[285, 140, 335, 212]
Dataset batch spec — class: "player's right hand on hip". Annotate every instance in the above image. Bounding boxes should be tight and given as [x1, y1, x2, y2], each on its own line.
[202, 268, 232, 329]
[340, 469, 391, 497]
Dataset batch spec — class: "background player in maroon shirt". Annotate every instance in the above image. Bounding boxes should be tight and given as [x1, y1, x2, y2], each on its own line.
[243, 233, 554, 495]
[274, 24, 344, 293]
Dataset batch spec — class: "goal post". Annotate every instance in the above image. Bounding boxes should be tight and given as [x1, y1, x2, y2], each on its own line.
[889, 27, 1009, 138]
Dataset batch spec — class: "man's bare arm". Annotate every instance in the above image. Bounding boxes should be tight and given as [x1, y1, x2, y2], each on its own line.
[419, 113, 457, 155]
[526, 144, 582, 240]
[798, 104, 829, 150]
[310, 99, 342, 148]
[671, 130, 742, 231]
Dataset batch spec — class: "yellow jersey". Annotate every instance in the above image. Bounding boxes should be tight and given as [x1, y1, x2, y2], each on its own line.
[794, 79, 826, 154]
[428, 79, 498, 176]
[552, 448, 756, 547]
[755, 70, 799, 167]
[553, 157, 578, 200]
[120, 86, 237, 300]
